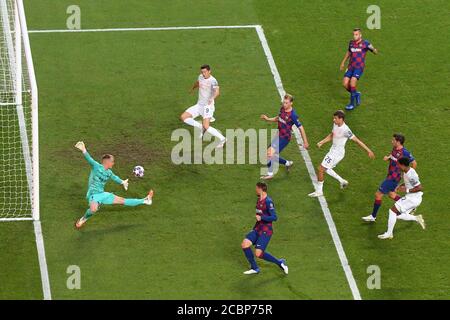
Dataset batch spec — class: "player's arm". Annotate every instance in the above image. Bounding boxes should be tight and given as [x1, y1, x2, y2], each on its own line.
[397, 182, 422, 194]
[317, 133, 332, 148]
[340, 51, 350, 71]
[110, 172, 129, 191]
[190, 80, 199, 93]
[293, 117, 309, 149]
[261, 200, 278, 222]
[75, 141, 100, 168]
[260, 114, 279, 122]
[368, 43, 378, 54]
[209, 86, 220, 104]
[350, 136, 375, 159]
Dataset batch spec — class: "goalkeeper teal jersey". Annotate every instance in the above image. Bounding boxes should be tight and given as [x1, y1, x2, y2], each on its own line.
[83, 152, 123, 198]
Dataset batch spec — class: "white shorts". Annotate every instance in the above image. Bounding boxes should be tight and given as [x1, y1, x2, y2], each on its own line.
[395, 193, 423, 214]
[185, 103, 215, 119]
[321, 150, 345, 169]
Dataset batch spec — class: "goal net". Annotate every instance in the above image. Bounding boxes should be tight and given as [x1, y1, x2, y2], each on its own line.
[0, 0, 39, 221]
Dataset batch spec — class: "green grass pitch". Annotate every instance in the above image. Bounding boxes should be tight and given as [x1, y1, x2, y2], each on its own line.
[0, 0, 449, 299]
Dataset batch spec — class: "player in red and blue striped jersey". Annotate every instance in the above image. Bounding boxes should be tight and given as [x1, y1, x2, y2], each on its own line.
[362, 134, 417, 222]
[260, 94, 309, 180]
[340, 28, 378, 110]
[241, 182, 288, 275]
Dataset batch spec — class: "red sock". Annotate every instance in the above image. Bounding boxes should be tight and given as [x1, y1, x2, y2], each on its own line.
[350, 86, 356, 93]
[394, 195, 401, 201]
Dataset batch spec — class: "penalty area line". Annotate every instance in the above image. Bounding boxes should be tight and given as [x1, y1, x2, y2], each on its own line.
[255, 25, 362, 300]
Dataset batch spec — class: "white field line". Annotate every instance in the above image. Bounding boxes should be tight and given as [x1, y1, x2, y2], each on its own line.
[28, 25, 259, 34]
[255, 25, 362, 300]
[27, 23, 360, 300]
[33, 220, 51, 299]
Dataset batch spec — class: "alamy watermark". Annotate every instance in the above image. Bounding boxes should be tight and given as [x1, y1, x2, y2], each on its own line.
[366, 5, 381, 30]
[171, 128, 303, 175]
[366, 265, 381, 289]
[66, 5, 81, 30]
[66, 265, 81, 290]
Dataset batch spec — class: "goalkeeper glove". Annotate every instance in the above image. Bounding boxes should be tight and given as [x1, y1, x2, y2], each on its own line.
[75, 141, 86, 153]
[122, 179, 129, 191]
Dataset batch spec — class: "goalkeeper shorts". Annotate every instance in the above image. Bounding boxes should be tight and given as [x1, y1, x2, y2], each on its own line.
[88, 192, 115, 205]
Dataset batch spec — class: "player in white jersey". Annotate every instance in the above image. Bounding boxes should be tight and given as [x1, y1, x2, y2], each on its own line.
[180, 64, 226, 148]
[308, 110, 375, 197]
[378, 157, 425, 239]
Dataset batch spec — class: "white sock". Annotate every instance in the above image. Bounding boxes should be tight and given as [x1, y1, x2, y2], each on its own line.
[316, 181, 324, 193]
[326, 168, 345, 184]
[206, 126, 225, 141]
[387, 209, 398, 235]
[183, 117, 202, 130]
[397, 213, 417, 221]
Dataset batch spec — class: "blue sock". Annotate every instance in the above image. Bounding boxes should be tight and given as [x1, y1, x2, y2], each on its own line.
[371, 200, 382, 218]
[350, 86, 357, 105]
[243, 248, 258, 270]
[124, 198, 145, 207]
[262, 252, 281, 266]
[278, 157, 287, 165]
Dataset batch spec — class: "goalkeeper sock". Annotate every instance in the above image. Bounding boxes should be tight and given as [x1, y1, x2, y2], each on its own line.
[262, 252, 281, 266]
[83, 209, 93, 221]
[243, 248, 258, 270]
[124, 198, 145, 207]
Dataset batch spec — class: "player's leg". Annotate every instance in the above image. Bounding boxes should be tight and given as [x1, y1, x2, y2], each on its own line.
[343, 70, 355, 110]
[262, 146, 276, 179]
[202, 105, 226, 147]
[378, 196, 424, 239]
[181, 105, 203, 138]
[396, 197, 425, 229]
[113, 190, 154, 206]
[262, 138, 290, 179]
[254, 234, 288, 274]
[75, 200, 99, 229]
[362, 180, 398, 222]
[276, 138, 290, 168]
[324, 153, 347, 188]
[342, 76, 351, 92]
[309, 151, 340, 197]
[308, 164, 326, 197]
[350, 76, 361, 106]
[241, 231, 259, 274]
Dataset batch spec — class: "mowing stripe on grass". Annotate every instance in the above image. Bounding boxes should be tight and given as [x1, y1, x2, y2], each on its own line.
[255, 25, 362, 300]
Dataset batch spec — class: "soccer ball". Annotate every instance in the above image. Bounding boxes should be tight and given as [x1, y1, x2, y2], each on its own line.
[133, 165, 145, 178]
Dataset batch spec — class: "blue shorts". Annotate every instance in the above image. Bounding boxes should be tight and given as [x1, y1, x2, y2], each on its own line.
[344, 68, 364, 80]
[270, 137, 290, 153]
[378, 179, 398, 194]
[87, 192, 115, 205]
[246, 230, 271, 251]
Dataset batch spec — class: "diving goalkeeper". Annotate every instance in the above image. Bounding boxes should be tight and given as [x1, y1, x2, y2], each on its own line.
[74, 141, 154, 229]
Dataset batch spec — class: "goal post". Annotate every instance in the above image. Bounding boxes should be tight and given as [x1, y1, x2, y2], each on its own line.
[0, 0, 39, 221]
